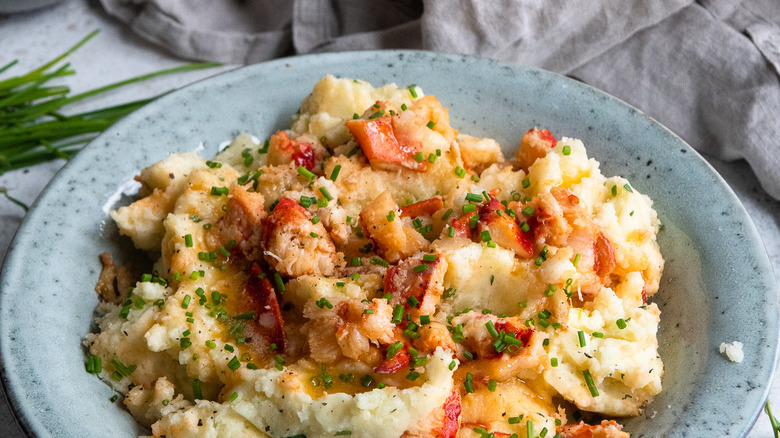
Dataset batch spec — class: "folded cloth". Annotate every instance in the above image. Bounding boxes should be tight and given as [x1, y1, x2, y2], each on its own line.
[100, 0, 780, 199]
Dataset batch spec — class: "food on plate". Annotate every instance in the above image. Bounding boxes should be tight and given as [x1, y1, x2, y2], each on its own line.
[86, 75, 665, 437]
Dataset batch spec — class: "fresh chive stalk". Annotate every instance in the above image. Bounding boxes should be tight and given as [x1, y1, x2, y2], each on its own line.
[0, 30, 221, 209]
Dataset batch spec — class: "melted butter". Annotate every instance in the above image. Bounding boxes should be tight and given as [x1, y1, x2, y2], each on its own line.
[291, 360, 424, 400]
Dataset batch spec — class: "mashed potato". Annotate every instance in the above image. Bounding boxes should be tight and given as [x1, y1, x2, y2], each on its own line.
[87, 75, 664, 438]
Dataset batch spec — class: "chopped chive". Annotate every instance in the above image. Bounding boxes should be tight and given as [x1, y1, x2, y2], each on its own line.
[406, 371, 420, 381]
[297, 165, 315, 180]
[328, 165, 343, 182]
[583, 369, 599, 396]
[369, 109, 384, 119]
[351, 272, 361, 281]
[578, 330, 586, 347]
[551, 357, 558, 367]
[392, 304, 404, 324]
[486, 320, 499, 338]
[86, 355, 102, 374]
[210, 186, 229, 196]
[311, 215, 320, 225]
[464, 372, 474, 393]
[414, 152, 424, 162]
[387, 210, 395, 222]
[521, 206, 535, 217]
[465, 193, 483, 202]
[218, 246, 230, 258]
[350, 256, 361, 267]
[616, 318, 627, 329]
[480, 230, 491, 242]
[469, 214, 478, 228]
[413, 264, 427, 273]
[363, 308, 375, 315]
[205, 340, 216, 349]
[426, 121, 436, 129]
[181, 295, 191, 309]
[422, 254, 437, 262]
[319, 187, 333, 202]
[441, 208, 453, 221]
[407, 85, 418, 98]
[273, 272, 285, 293]
[184, 234, 193, 247]
[387, 341, 403, 358]
[192, 379, 202, 399]
[487, 241, 496, 248]
[592, 332, 604, 338]
[487, 379, 497, 392]
[428, 153, 436, 163]
[257, 140, 270, 153]
[111, 358, 136, 378]
[228, 392, 238, 402]
[316, 297, 334, 309]
[449, 360, 457, 370]
[611, 185, 618, 197]
[370, 257, 389, 267]
[462, 204, 476, 213]
[527, 420, 534, 438]
[573, 253, 581, 267]
[508, 415, 523, 424]
[310, 232, 319, 238]
[562, 145, 571, 155]
[420, 315, 431, 325]
[454, 166, 466, 178]
[407, 296, 420, 308]
[448, 226, 455, 237]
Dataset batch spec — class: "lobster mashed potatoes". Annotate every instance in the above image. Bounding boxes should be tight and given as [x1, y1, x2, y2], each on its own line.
[87, 75, 664, 438]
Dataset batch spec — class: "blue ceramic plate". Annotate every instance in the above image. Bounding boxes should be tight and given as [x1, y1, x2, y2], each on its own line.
[1, 51, 777, 437]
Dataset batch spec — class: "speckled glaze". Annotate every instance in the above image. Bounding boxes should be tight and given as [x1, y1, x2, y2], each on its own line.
[0, 51, 777, 437]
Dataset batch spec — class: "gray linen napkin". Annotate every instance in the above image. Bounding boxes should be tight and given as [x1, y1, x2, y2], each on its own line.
[100, 0, 780, 199]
